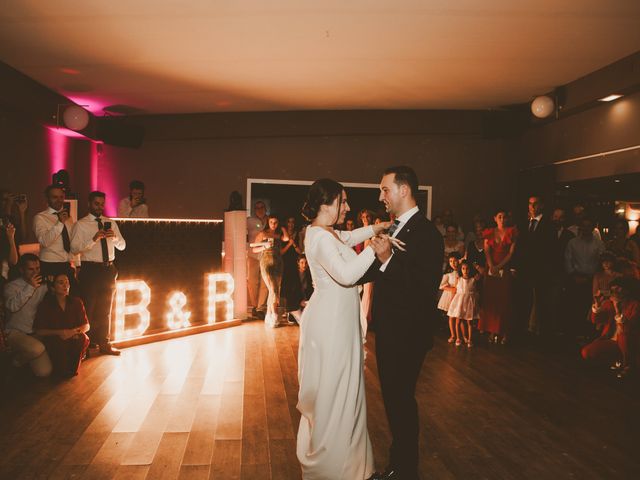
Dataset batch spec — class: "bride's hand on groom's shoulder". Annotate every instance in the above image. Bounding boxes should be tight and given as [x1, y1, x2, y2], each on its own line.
[372, 221, 393, 235]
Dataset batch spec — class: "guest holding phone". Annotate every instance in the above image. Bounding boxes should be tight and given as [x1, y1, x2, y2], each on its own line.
[71, 191, 126, 355]
[33, 185, 79, 294]
[118, 180, 149, 218]
[34, 273, 90, 378]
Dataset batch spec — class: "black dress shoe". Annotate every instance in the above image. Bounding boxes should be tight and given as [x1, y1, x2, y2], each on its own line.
[99, 344, 121, 356]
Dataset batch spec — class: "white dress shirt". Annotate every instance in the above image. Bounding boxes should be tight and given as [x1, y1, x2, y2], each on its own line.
[379, 205, 420, 272]
[528, 214, 543, 232]
[3, 278, 48, 333]
[118, 197, 149, 218]
[70, 214, 126, 262]
[32, 207, 75, 262]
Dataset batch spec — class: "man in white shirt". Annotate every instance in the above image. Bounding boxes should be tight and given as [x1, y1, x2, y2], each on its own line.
[565, 216, 605, 337]
[117, 180, 149, 218]
[3, 254, 52, 377]
[71, 191, 126, 355]
[32, 185, 78, 293]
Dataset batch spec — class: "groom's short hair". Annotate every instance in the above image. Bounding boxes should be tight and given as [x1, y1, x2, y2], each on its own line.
[384, 166, 419, 199]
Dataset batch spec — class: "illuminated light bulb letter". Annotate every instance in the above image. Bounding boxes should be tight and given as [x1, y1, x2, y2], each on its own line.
[166, 291, 191, 330]
[207, 273, 235, 323]
[114, 280, 151, 340]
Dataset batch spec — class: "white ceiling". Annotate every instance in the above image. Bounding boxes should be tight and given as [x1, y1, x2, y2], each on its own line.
[1, 0, 639, 115]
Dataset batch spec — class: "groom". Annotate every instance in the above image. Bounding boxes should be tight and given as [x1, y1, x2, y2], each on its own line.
[363, 166, 443, 480]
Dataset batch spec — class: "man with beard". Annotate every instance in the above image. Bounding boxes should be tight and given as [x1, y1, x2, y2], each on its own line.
[71, 191, 126, 355]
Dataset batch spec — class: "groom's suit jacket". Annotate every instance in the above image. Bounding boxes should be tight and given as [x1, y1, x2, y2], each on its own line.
[361, 211, 443, 351]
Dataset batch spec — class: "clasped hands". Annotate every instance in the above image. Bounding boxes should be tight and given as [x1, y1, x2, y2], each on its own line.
[370, 234, 406, 263]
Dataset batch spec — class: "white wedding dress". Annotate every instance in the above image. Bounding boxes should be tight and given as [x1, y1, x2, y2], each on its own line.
[297, 225, 377, 479]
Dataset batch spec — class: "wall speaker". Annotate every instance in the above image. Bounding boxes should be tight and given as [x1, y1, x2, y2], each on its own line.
[95, 117, 145, 148]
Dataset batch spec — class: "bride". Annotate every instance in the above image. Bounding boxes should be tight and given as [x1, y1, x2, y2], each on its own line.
[296, 178, 395, 479]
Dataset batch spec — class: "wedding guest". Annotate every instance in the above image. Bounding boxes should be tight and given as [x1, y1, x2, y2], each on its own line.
[592, 252, 621, 305]
[465, 220, 487, 276]
[0, 218, 18, 280]
[287, 255, 314, 324]
[357, 209, 376, 323]
[441, 209, 465, 241]
[253, 215, 289, 327]
[118, 180, 149, 218]
[448, 260, 480, 348]
[606, 219, 639, 264]
[71, 191, 126, 355]
[479, 208, 518, 344]
[281, 216, 303, 314]
[442, 223, 465, 272]
[438, 252, 460, 344]
[582, 277, 639, 379]
[247, 200, 268, 317]
[1, 188, 28, 244]
[33, 185, 78, 294]
[34, 273, 90, 378]
[3, 254, 51, 377]
[565, 217, 605, 336]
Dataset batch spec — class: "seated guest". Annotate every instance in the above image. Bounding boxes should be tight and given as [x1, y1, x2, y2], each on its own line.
[287, 255, 314, 324]
[118, 180, 149, 218]
[582, 277, 639, 379]
[34, 273, 90, 378]
[3, 254, 52, 377]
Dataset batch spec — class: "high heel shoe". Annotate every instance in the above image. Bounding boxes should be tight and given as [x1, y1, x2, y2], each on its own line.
[447, 336, 455, 344]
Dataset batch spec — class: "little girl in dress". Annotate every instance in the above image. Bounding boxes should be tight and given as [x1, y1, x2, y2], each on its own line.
[448, 260, 480, 347]
[438, 252, 461, 343]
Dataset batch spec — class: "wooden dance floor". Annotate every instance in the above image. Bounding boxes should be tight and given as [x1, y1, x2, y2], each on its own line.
[1, 321, 639, 479]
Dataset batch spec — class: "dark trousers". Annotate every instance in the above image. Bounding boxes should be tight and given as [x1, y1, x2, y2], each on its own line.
[376, 337, 428, 480]
[40, 261, 79, 297]
[79, 263, 117, 346]
[41, 334, 89, 376]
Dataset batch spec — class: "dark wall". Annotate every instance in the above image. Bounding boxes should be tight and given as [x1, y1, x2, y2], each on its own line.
[98, 115, 516, 228]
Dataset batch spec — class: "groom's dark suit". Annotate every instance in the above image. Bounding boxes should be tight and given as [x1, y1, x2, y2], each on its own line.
[361, 210, 443, 479]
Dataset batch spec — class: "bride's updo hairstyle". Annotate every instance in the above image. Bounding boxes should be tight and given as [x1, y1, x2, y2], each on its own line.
[302, 178, 344, 222]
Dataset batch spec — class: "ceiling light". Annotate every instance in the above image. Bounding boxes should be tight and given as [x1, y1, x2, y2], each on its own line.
[598, 94, 623, 102]
[531, 96, 555, 118]
[614, 179, 621, 183]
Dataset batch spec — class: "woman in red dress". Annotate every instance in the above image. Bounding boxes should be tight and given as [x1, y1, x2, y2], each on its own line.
[34, 273, 90, 378]
[479, 208, 518, 344]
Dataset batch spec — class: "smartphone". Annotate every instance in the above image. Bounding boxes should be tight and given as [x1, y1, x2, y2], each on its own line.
[103, 221, 112, 230]
[63, 201, 71, 213]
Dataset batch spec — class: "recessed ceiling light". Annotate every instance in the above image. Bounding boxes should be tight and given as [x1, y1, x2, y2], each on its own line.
[564, 185, 570, 188]
[599, 94, 623, 102]
[614, 179, 621, 183]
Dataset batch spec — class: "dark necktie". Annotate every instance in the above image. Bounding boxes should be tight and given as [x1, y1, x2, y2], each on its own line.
[529, 218, 538, 233]
[54, 212, 71, 253]
[95, 217, 109, 262]
[388, 219, 401, 236]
